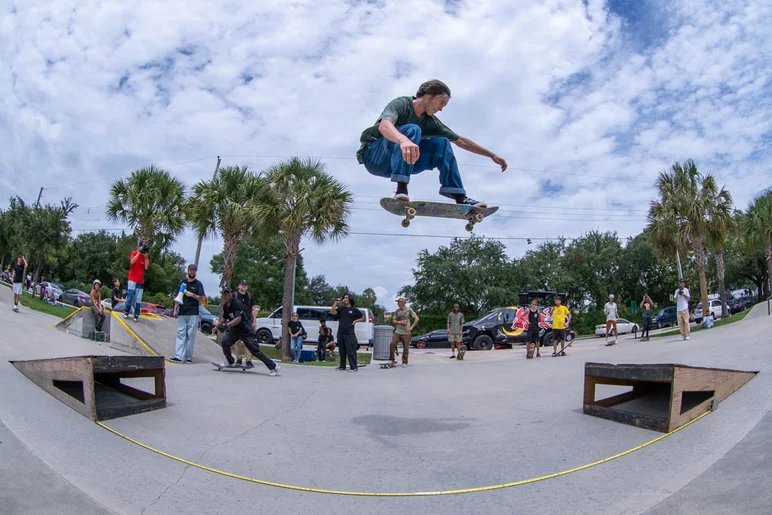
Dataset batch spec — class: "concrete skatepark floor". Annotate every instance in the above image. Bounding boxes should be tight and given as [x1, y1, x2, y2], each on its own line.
[1, 286, 770, 514]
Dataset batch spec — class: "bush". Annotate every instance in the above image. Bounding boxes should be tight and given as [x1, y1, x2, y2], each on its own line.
[145, 292, 172, 308]
[411, 313, 450, 336]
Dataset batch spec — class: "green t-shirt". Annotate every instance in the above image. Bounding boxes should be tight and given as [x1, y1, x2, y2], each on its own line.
[356, 96, 460, 163]
[393, 307, 417, 336]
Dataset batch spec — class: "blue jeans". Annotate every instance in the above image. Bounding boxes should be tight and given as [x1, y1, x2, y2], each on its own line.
[175, 315, 199, 361]
[363, 124, 465, 198]
[124, 281, 144, 318]
[291, 336, 304, 361]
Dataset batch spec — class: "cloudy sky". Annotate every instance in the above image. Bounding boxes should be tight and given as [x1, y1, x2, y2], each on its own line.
[2, 0, 770, 310]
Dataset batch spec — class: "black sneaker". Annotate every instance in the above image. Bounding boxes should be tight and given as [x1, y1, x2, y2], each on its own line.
[455, 196, 487, 208]
[235, 359, 243, 366]
[449, 355, 456, 359]
[170, 357, 183, 363]
[349, 367, 358, 372]
[245, 361, 254, 369]
[336, 367, 346, 371]
[559, 351, 567, 357]
[186, 359, 192, 363]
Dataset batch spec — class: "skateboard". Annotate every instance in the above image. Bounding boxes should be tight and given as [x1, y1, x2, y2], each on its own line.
[605, 340, 617, 347]
[457, 344, 467, 360]
[211, 362, 253, 373]
[526, 343, 536, 359]
[380, 198, 499, 232]
[380, 362, 397, 369]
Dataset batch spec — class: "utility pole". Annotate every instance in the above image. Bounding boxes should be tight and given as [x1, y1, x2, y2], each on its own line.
[193, 156, 221, 271]
[676, 248, 684, 280]
[35, 187, 43, 208]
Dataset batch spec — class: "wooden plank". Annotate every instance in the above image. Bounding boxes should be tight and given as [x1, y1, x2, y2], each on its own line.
[585, 362, 674, 382]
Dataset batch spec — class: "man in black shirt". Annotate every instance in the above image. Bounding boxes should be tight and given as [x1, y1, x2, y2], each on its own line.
[233, 279, 257, 368]
[330, 293, 364, 372]
[111, 278, 125, 308]
[11, 255, 27, 312]
[214, 287, 279, 375]
[171, 264, 206, 363]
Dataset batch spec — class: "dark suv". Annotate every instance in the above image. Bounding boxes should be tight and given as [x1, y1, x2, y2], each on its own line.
[462, 291, 576, 350]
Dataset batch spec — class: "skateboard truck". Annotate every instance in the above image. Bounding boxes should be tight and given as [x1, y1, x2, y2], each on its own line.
[465, 212, 485, 232]
[401, 207, 417, 228]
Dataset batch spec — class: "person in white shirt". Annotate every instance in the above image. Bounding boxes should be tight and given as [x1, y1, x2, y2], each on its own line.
[674, 279, 691, 340]
[604, 294, 620, 346]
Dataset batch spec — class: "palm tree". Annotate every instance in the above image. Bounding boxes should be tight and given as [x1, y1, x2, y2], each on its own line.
[745, 189, 772, 299]
[187, 166, 261, 288]
[705, 181, 735, 318]
[252, 157, 352, 361]
[106, 166, 187, 249]
[647, 160, 719, 316]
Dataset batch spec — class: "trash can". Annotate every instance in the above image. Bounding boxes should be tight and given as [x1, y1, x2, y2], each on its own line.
[372, 325, 394, 361]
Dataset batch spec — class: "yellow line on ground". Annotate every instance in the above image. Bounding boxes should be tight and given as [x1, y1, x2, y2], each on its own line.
[96, 411, 711, 497]
[109, 312, 159, 357]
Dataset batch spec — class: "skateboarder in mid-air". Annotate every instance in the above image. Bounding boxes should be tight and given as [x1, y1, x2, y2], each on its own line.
[357, 80, 508, 207]
[213, 287, 280, 376]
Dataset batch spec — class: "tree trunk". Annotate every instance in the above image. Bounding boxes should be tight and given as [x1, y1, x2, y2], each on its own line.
[221, 230, 242, 288]
[715, 249, 728, 318]
[765, 239, 772, 300]
[280, 234, 301, 362]
[137, 223, 151, 246]
[693, 241, 710, 318]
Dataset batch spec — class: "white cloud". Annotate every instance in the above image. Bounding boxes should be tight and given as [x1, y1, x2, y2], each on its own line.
[2, 0, 771, 308]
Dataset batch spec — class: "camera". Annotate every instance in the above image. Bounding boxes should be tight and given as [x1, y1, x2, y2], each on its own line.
[138, 242, 149, 254]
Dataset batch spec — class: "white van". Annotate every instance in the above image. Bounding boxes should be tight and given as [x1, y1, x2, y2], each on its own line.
[254, 305, 375, 350]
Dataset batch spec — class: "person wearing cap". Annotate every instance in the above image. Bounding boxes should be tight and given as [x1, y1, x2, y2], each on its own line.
[171, 264, 206, 363]
[89, 279, 106, 333]
[604, 294, 620, 346]
[233, 279, 258, 368]
[214, 287, 280, 376]
[124, 241, 151, 322]
[446, 303, 464, 359]
[390, 297, 419, 367]
[674, 279, 691, 340]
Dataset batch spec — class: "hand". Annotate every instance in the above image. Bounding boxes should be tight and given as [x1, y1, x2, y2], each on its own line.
[400, 139, 420, 165]
[492, 155, 507, 172]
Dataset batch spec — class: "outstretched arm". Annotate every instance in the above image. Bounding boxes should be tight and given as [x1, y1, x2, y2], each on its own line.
[452, 137, 507, 171]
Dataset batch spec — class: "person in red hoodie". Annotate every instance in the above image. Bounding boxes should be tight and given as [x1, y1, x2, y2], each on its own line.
[124, 241, 150, 322]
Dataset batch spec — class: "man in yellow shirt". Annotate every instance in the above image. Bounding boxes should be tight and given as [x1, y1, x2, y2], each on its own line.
[551, 296, 571, 357]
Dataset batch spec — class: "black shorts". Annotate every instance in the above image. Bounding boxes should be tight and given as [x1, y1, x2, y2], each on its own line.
[527, 328, 540, 343]
[553, 329, 566, 341]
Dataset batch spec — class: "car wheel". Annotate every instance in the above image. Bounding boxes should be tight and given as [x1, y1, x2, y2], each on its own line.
[200, 323, 211, 334]
[473, 334, 493, 350]
[657, 321, 663, 329]
[542, 332, 554, 348]
[255, 329, 272, 345]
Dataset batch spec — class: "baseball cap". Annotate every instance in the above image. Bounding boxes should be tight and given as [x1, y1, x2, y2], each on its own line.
[221, 286, 232, 294]
[238, 279, 247, 285]
[187, 263, 198, 270]
[93, 279, 101, 285]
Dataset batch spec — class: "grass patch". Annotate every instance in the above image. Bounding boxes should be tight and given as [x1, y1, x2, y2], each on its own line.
[652, 308, 752, 338]
[259, 345, 372, 367]
[19, 292, 76, 319]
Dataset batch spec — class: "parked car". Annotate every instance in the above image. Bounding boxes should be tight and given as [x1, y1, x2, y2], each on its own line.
[60, 289, 91, 307]
[0, 270, 12, 284]
[595, 318, 639, 337]
[693, 300, 724, 323]
[654, 306, 678, 328]
[254, 305, 375, 350]
[199, 306, 218, 334]
[410, 329, 451, 348]
[38, 281, 64, 300]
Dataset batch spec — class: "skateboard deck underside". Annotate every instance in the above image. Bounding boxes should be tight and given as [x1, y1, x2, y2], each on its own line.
[380, 199, 498, 219]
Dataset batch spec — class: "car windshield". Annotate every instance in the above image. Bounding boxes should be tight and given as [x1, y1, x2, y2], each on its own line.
[200, 306, 211, 315]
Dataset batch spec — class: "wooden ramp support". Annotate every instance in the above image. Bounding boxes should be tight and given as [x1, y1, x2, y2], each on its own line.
[583, 362, 757, 432]
[10, 355, 166, 421]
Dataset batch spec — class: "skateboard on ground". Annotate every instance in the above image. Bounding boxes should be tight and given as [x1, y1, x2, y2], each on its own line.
[526, 343, 536, 359]
[605, 340, 617, 347]
[211, 362, 253, 373]
[380, 361, 397, 369]
[380, 198, 499, 232]
[457, 344, 467, 360]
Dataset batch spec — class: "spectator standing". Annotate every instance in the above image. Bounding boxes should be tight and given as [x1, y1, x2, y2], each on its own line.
[111, 279, 125, 308]
[90, 280, 106, 333]
[674, 279, 691, 341]
[639, 295, 655, 341]
[214, 287, 279, 375]
[233, 279, 257, 368]
[10, 255, 27, 312]
[390, 297, 419, 367]
[330, 294, 364, 372]
[317, 319, 333, 361]
[526, 299, 542, 358]
[604, 294, 620, 346]
[288, 312, 305, 363]
[446, 304, 465, 359]
[124, 242, 150, 322]
[551, 296, 571, 357]
[171, 264, 205, 363]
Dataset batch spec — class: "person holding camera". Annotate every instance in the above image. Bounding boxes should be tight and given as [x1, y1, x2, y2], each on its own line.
[674, 279, 691, 340]
[214, 287, 279, 375]
[639, 294, 656, 341]
[124, 241, 150, 322]
[171, 264, 205, 363]
[330, 294, 364, 372]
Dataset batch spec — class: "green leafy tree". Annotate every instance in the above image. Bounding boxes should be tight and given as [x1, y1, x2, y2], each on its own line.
[515, 239, 573, 297]
[308, 275, 338, 305]
[108, 234, 185, 298]
[400, 236, 517, 317]
[563, 231, 624, 309]
[705, 187, 735, 317]
[647, 159, 721, 314]
[188, 166, 262, 288]
[66, 230, 118, 285]
[745, 189, 772, 298]
[106, 165, 187, 248]
[251, 157, 352, 361]
[618, 232, 682, 307]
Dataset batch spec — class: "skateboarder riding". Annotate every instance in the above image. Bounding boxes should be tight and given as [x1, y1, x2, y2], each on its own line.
[214, 287, 279, 376]
[357, 79, 508, 207]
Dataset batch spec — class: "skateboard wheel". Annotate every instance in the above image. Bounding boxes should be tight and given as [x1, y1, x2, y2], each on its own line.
[401, 219, 410, 228]
[473, 213, 484, 223]
[465, 223, 474, 232]
[406, 207, 417, 218]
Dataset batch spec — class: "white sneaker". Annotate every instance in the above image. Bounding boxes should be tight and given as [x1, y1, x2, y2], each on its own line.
[269, 364, 281, 376]
[685, 336, 690, 340]
[401, 363, 407, 368]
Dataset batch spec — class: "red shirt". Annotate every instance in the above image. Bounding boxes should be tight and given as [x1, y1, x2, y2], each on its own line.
[128, 251, 147, 284]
